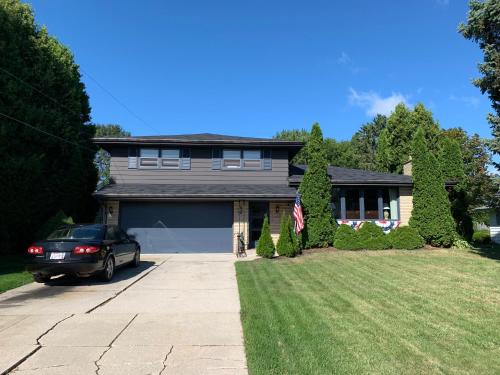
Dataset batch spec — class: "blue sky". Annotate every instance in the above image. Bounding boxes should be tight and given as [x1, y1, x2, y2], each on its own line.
[28, 0, 491, 140]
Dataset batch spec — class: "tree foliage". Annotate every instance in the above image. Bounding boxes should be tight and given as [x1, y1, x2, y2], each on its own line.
[351, 114, 387, 171]
[256, 215, 275, 258]
[409, 129, 456, 247]
[299, 123, 336, 248]
[94, 124, 130, 188]
[376, 103, 440, 173]
[0, 0, 97, 253]
[459, 0, 500, 171]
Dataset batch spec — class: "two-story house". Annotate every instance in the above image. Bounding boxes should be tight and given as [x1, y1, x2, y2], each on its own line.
[93, 133, 413, 253]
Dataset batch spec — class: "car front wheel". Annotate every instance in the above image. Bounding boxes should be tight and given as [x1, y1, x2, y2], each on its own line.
[101, 256, 115, 282]
[33, 274, 51, 283]
[131, 249, 140, 268]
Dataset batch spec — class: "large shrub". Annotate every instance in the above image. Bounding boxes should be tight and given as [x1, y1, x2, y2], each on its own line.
[256, 215, 275, 258]
[388, 226, 425, 250]
[276, 215, 296, 257]
[472, 229, 491, 245]
[299, 123, 336, 248]
[358, 222, 391, 250]
[333, 225, 361, 250]
[409, 128, 456, 247]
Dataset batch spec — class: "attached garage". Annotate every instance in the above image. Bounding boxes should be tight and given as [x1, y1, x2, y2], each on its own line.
[120, 202, 233, 253]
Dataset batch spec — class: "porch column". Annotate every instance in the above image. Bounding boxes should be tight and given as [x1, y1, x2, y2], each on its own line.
[233, 201, 249, 253]
[269, 201, 294, 245]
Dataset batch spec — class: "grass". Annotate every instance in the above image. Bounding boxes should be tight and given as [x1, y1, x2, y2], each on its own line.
[0, 256, 33, 293]
[236, 249, 500, 375]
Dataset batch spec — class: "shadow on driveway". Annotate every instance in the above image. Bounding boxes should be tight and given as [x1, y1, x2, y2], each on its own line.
[0, 261, 156, 308]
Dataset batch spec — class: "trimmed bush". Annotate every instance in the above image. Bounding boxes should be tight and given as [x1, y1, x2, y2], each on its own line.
[35, 210, 74, 240]
[388, 226, 425, 250]
[333, 225, 361, 250]
[357, 222, 390, 250]
[276, 215, 296, 257]
[256, 215, 275, 258]
[472, 229, 491, 244]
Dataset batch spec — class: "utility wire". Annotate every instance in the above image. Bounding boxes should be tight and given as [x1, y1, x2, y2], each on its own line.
[79, 68, 162, 134]
[0, 66, 83, 119]
[0, 111, 96, 153]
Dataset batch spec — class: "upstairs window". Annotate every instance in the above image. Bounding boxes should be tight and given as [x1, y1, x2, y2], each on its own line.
[221, 149, 263, 170]
[160, 149, 180, 169]
[223, 150, 242, 169]
[139, 148, 159, 168]
[137, 148, 188, 169]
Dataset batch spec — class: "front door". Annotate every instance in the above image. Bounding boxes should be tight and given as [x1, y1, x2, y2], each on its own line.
[249, 202, 269, 248]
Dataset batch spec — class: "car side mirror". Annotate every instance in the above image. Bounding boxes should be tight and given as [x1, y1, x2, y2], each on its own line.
[128, 234, 136, 241]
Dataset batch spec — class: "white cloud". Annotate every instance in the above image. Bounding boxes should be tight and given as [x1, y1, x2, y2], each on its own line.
[337, 51, 351, 65]
[348, 88, 410, 116]
[449, 95, 480, 108]
[436, 0, 449, 6]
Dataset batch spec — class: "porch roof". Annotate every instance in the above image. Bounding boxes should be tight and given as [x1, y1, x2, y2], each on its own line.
[289, 165, 413, 186]
[94, 183, 298, 200]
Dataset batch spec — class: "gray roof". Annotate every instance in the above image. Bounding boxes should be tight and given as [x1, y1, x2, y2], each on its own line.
[289, 165, 413, 186]
[94, 183, 298, 200]
[93, 133, 304, 148]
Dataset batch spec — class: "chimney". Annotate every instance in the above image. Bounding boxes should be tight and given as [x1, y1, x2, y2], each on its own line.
[403, 158, 412, 176]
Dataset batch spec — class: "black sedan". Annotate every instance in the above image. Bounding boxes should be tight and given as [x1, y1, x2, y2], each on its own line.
[27, 224, 141, 283]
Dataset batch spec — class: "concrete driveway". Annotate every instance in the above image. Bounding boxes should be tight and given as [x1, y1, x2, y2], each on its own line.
[0, 254, 247, 374]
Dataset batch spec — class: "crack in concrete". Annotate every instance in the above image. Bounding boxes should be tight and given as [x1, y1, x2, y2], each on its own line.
[4, 314, 75, 375]
[86, 260, 166, 314]
[159, 345, 174, 375]
[94, 313, 139, 375]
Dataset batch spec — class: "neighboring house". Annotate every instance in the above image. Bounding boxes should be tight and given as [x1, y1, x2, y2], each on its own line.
[93, 133, 414, 253]
[475, 206, 500, 244]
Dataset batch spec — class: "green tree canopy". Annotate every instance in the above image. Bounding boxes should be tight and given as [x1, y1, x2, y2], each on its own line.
[459, 0, 500, 171]
[94, 124, 130, 188]
[0, 0, 97, 252]
[351, 114, 387, 171]
[299, 123, 336, 248]
[376, 103, 440, 173]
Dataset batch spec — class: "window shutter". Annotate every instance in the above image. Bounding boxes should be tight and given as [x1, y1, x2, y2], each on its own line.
[128, 147, 138, 169]
[180, 148, 191, 170]
[262, 149, 272, 170]
[212, 148, 222, 170]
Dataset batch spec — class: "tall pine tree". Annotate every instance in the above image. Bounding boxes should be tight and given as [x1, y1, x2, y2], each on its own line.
[410, 129, 456, 247]
[299, 123, 336, 248]
[439, 138, 472, 240]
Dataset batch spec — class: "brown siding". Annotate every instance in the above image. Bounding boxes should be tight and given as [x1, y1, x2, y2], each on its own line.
[269, 201, 294, 244]
[109, 147, 290, 185]
[399, 186, 413, 225]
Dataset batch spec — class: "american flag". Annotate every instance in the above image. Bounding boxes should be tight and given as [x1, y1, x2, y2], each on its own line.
[293, 192, 304, 234]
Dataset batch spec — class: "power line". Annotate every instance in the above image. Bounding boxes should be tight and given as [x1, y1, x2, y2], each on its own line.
[79, 68, 162, 134]
[0, 111, 96, 153]
[0, 66, 83, 119]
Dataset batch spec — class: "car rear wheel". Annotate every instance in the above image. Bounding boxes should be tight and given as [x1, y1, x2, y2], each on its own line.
[131, 249, 140, 268]
[101, 256, 115, 282]
[33, 274, 51, 283]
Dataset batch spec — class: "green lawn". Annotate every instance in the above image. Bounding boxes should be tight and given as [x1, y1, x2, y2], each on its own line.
[0, 256, 33, 293]
[236, 249, 500, 375]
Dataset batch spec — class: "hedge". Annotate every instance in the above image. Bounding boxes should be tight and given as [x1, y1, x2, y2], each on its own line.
[472, 229, 491, 245]
[388, 226, 425, 250]
[256, 215, 275, 258]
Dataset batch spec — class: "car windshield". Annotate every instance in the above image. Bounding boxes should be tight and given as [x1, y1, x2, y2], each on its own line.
[47, 225, 103, 240]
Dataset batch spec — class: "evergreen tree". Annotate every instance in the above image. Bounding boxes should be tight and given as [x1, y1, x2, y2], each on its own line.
[409, 129, 456, 247]
[0, 0, 97, 253]
[276, 215, 296, 257]
[299, 123, 336, 248]
[351, 114, 387, 171]
[439, 138, 473, 240]
[459, 0, 500, 172]
[256, 215, 275, 258]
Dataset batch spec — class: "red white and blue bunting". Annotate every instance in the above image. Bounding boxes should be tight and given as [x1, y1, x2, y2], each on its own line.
[337, 220, 401, 233]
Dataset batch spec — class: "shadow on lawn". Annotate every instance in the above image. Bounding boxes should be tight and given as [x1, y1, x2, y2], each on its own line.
[469, 244, 500, 261]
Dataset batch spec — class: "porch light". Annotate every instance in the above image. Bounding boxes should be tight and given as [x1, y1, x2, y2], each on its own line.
[108, 206, 114, 215]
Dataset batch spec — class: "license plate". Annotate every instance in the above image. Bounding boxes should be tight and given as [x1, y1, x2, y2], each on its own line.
[50, 252, 65, 260]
